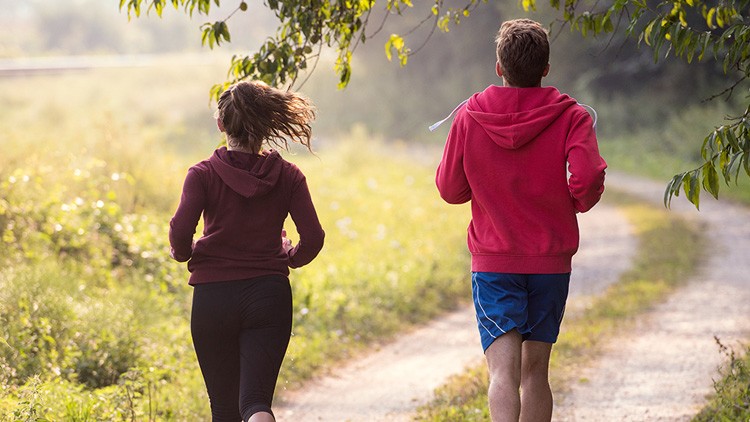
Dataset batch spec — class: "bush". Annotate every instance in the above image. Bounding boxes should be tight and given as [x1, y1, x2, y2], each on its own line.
[0, 263, 147, 390]
[693, 338, 750, 422]
[0, 265, 75, 385]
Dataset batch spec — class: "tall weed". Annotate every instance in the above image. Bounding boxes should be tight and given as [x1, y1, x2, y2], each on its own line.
[693, 338, 750, 422]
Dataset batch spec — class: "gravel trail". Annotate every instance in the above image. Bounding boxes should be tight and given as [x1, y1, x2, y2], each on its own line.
[275, 203, 636, 421]
[554, 172, 750, 421]
[276, 171, 750, 422]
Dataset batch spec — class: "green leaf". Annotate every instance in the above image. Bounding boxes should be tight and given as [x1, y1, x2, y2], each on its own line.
[684, 171, 701, 209]
[701, 130, 717, 160]
[643, 19, 657, 46]
[702, 163, 720, 199]
[200, 24, 213, 48]
[337, 61, 351, 89]
[603, 15, 615, 32]
[384, 34, 404, 62]
[664, 173, 686, 207]
[725, 126, 741, 151]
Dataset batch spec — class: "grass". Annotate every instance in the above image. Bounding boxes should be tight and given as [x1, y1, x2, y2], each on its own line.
[0, 62, 472, 419]
[692, 337, 750, 422]
[0, 136, 472, 419]
[414, 190, 708, 421]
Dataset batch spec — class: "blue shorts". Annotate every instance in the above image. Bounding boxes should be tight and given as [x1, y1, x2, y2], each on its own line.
[472, 272, 570, 351]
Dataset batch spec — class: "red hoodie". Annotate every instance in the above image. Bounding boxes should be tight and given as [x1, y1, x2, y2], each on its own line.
[169, 147, 325, 285]
[436, 86, 606, 274]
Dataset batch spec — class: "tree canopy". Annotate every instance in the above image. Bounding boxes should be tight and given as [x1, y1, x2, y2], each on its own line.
[121, 0, 750, 208]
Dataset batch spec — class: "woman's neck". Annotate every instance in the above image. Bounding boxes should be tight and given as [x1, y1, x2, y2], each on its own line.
[226, 139, 260, 154]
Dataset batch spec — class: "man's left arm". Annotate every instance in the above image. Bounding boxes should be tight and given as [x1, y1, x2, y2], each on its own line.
[567, 110, 607, 212]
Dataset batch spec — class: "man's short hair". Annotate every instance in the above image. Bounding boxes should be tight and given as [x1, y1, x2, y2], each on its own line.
[495, 19, 550, 87]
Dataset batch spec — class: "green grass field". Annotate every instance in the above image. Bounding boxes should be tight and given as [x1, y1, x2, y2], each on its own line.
[0, 63, 471, 419]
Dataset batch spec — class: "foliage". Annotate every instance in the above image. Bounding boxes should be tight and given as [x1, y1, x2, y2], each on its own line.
[693, 338, 750, 422]
[0, 152, 186, 292]
[121, 0, 750, 207]
[414, 191, 707, 420]
[120, 0, 487, 92]
[598, 98, 750, 206]
[664, 116, 750, 209]
[528, 0, 750, 207]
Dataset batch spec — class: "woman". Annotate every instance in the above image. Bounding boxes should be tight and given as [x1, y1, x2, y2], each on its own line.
[169, 81, 325, 421]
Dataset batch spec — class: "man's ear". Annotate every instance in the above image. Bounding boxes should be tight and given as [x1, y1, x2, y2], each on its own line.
[495, 61, 503, 79]
[542, 64, 550, 77]
[216, 118, 225, 133]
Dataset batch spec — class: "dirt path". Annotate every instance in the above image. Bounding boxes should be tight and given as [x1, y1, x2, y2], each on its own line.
[554, 172, 750, 421]
[275, 204, 637, 421]
[276, 172, 750, 421]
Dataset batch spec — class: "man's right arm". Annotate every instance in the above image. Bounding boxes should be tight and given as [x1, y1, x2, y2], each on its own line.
[436, 113, 472, 204]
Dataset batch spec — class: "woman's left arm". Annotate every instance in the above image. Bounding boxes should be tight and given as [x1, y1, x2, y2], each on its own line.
[169, 168, 206, 262]
[287, 175, 325, 268]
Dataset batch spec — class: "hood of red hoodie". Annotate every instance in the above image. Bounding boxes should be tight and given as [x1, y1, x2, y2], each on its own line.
[466, 86, 578, 150]
[209, 147, 282, 198]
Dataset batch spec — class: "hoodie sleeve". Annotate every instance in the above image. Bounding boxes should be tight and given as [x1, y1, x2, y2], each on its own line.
[169, 167, 206, 262]
[287, 174, 325, 268]
[436, 110, 472, 204]
[566, 109, 607, 213]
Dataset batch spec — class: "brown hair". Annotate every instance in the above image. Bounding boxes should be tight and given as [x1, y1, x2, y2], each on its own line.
[216, 81, 316, 153]
[495, 19, 550, 88]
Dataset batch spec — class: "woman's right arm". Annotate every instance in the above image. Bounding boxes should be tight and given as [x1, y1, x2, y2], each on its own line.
[169, 168, 206, 262]
[287, 175, 325, 268]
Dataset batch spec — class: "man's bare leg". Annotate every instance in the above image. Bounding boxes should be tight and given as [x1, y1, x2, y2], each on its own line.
[520, 340, 553, 422]
[485, 329, 523, 422]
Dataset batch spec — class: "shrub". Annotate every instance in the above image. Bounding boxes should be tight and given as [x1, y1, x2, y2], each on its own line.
[0, 265, 74, 385]
[693, 338, 750, 422]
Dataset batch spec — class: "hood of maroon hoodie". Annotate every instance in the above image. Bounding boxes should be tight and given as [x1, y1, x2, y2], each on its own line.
[466, 86, 578, 150]
[209, 147, 282, 198]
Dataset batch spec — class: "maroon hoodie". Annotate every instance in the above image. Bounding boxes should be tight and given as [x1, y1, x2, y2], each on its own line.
[436, 86, 606, 274]
[169, 147, 325, 285]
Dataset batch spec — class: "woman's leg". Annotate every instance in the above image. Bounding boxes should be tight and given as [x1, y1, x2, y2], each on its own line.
[238, 275, 293, 422]
[191, 282, 242, 421]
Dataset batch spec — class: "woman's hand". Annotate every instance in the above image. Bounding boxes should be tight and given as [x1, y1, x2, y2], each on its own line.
[281, 229, 294, 254]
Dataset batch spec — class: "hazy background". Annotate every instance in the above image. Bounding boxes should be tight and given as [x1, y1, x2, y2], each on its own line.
[1, 0, 737, 149]
[1, 1, 747, 418]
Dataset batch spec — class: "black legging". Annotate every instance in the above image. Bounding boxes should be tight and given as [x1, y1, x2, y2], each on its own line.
[191, 275, 293, 421]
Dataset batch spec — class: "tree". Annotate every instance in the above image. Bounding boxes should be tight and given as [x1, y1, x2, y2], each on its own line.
[522, 0, 750, 209]
[121, 0, 750, 208]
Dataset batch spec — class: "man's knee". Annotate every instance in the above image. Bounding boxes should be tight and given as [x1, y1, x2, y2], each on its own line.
[521, 340, 552, 383]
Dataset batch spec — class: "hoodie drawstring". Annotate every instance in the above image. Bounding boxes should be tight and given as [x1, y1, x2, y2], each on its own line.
[428, 100, 598, 132]
[428, 99, 469, 132]
[577, 103, 598, 131]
